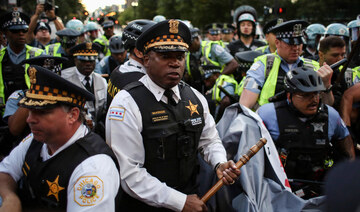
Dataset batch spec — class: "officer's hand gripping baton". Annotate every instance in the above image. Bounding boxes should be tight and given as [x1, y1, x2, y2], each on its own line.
[201, 138, 267, 203]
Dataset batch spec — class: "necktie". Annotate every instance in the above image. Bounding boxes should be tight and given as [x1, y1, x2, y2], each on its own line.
[164, 89, 177, 106]
[84, 76, 93, 93]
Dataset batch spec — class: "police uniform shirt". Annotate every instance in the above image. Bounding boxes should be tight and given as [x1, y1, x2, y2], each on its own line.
[257, 102, 349, 141]
[119, 57, 146, 74]
[244, 53, 304, 94]
[208, 43, 234, 67]
[0, 124, 120, 211]
[76, 70, 93, 89]
[94, 56, 110, 74]
[106, 74, 227, 211]
[7, 44, 26, 65]
[3, 90, 24, 121]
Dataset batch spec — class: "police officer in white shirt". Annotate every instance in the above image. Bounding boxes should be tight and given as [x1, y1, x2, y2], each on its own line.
[0, 65, 120, 211]
[106, 19, 241, 212]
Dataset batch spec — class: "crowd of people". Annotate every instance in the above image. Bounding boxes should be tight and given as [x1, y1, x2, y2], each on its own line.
[0, 2, 359, 212]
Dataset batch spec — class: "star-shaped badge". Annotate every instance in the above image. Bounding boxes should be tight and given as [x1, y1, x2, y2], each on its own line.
[185, 100, 199, 116]
[46, 175, 65, 202]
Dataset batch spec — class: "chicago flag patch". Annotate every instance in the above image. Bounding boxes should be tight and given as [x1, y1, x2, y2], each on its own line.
[108, 107, 126, 121]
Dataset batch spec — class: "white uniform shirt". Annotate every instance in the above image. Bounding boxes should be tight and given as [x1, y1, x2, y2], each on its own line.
[106, 75, 227, 211]
[0, 124, 120, 212]
[118, 57, 146, 74]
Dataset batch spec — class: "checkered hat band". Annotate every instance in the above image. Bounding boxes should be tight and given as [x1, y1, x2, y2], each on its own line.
[3, 20, 27, 29]
[28, 84, 86, 107]
[276, 31, 303, 38]
[73, 50, 98, 56]
[144, 35, 189, 52]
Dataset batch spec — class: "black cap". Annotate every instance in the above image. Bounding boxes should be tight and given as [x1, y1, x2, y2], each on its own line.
[34, 21, 51, 35]
[102, 20, 114, 28]
[0, 8, 30, 31]
[205, 23, 222, 35]
[271, 20, 309, 45]
[136, 19, 191, 53]
[221, 23, 235, 34]
[263, 18, 284, 34]
[19, 65, 94, 109]
[70, 42, 102, 61]
[201, 65, 221, 79]
[21, 55, 68, 75]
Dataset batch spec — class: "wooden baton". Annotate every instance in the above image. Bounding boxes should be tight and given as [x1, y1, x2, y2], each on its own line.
[201, 138, 267, 203]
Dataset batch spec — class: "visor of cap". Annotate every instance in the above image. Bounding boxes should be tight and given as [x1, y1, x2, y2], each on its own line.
[8, 25, 29, 30]
[76, 55, 98, 61]
[280, 37, 305, 45]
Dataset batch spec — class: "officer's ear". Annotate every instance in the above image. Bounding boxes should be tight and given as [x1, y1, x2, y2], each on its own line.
[68, 107, 80, 124]
[143, 52, 150, 67]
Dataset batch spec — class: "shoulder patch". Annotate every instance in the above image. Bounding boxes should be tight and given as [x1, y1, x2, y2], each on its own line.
[8, 91, 22, 100]
[74, 176, 104, 206]
[249, 62, 261, 71]
[108, 106, 125, 121]
[214, 44, 225, 54]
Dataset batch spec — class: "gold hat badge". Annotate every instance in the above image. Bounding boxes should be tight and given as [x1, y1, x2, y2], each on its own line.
[169, 20, 179, 34]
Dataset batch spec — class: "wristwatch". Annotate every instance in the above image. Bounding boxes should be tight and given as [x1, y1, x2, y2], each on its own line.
[324, 84, 333, 93]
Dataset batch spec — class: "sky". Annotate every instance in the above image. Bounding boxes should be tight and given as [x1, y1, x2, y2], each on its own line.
[81, 0, 125, 13]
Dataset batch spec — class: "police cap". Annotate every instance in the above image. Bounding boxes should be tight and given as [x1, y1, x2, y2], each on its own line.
[70, 42, 102, 61]
[0, 8, 30, 31]
[19, 65, 94, 109]
[21, 55, 68, 75]
[205, 23, 222, 35]
[263, 18, 284, 34]
[102, 21, 114, 28]
[34, 22, 51, 35]
[202, 65, 221, 79]
[271, 20, 309, 45]
[136, 19, 191, 53]
[221, 23, 235, 34]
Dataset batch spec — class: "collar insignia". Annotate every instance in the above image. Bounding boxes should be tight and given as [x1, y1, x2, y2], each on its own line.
[185, 100, 199, 116]
[169, 20, 179, 34]
[46, 175, 65, 202]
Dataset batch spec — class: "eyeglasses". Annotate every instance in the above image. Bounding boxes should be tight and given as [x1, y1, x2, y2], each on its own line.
[9, 29, 28, 34]
[103, 27, 113, 31]
[294, 92, 320, 100]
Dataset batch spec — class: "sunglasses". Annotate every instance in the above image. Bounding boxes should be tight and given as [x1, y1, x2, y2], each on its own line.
[9, 29, 28, 34]
[103, 27, 113, 31]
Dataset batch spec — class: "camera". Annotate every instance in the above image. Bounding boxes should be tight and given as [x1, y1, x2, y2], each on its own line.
[37, 0, 53, 11]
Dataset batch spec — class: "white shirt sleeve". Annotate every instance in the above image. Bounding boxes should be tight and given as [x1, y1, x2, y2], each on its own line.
[0, 134, 33, 182]
[67, 154, 120, 212]
[105, 90, 187, 212]
[191, 88, 228, 168]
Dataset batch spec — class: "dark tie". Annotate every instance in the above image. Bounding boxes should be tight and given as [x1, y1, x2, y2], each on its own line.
[84, 76, 93, 93]
[164, 89, 177, 106]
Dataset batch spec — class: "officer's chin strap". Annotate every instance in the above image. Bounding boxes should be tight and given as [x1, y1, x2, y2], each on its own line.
[288, 93, 322, 120]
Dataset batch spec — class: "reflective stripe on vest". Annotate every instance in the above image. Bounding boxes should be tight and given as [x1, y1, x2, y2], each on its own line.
[45, 43, 61, 57]
[201, 40, 225, 72]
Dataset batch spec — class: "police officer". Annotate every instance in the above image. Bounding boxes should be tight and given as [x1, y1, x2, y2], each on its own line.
[94, 19, 115, 59]
[256, 18, 284, 54]
[95, 35, 127, 76]
[186, 27, 238, 82]
[227, 5, 266, 56]
[258, 67, 355, 198]
[45, 28, 81, 69]
[62, 42, 107, 133]
[0, 9, 44, 117]
[302, 23, 326, 60]
[324, 23, 350, 54]
[205, 23, 222, 42]
[106, 19, 240, 211]
[0, 65, 120, 211]
[239, 20, 334, 109]
[347, 19, 360, 68]
[153, 15, 166, 23]
[106, 19, 155, 109]
[27, 22, 58, 49]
